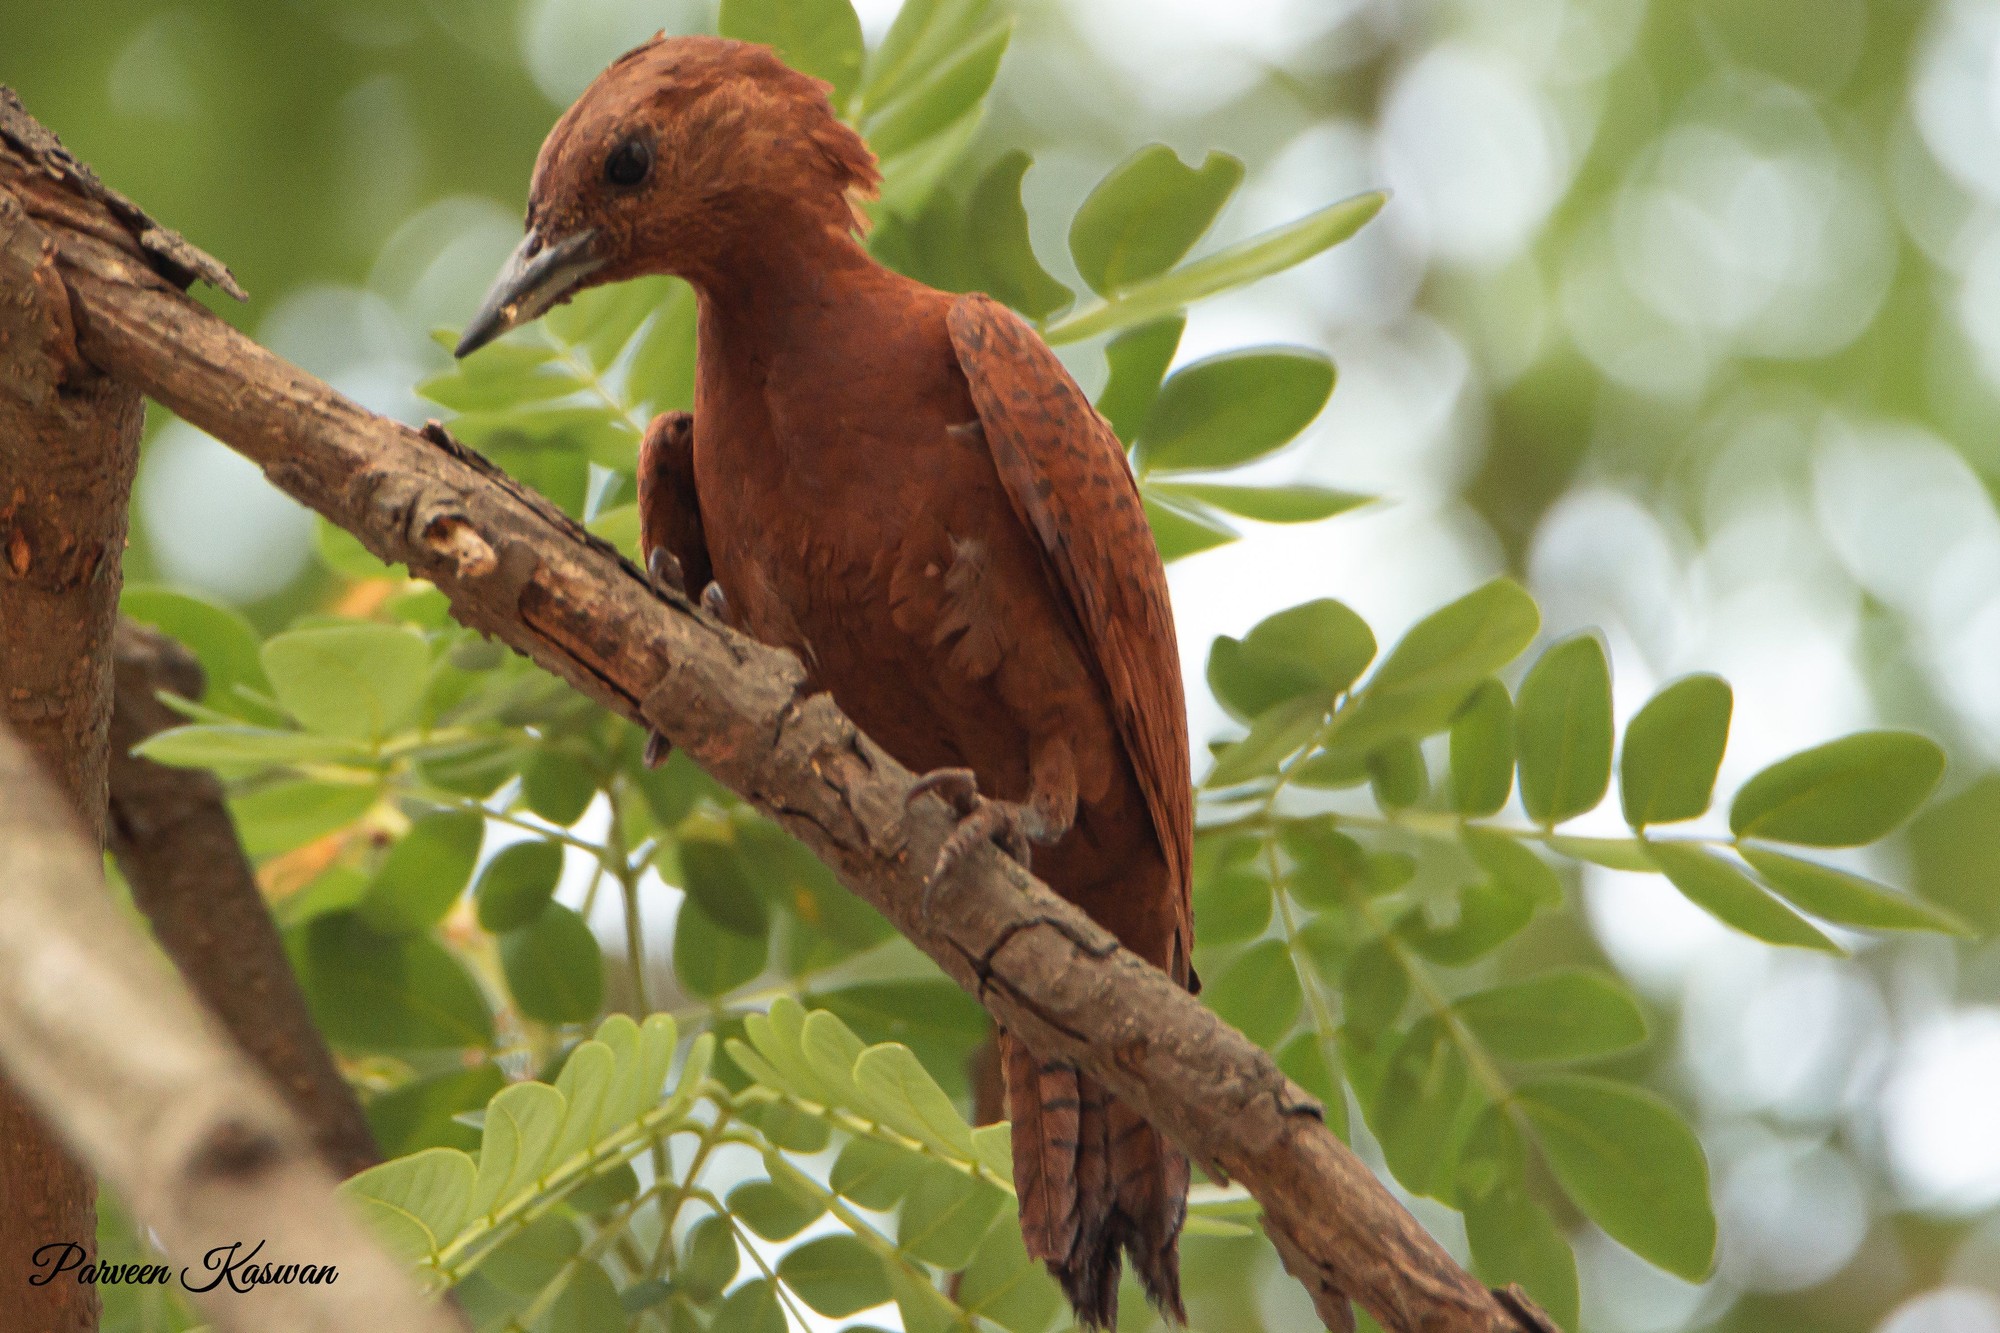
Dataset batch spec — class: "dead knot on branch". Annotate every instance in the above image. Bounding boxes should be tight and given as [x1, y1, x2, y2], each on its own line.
[420, 514, 497, 579]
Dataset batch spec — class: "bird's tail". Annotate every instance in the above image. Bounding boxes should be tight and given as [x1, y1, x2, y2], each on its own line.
[1001, 1027, 1188, 1329]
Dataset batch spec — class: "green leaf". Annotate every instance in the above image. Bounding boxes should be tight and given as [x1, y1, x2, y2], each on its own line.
[548, 1038, 618, 1165]
[1462, 828, 1562, 910]
[122, 586, 280, 724]
[1369, 1017, 1475, 1199]
[1095, 316, 1183, 444]
[1207, 599, 1376, 724]
[1136, 347, 1333, 474]
[955, 1208, 1064, 1333]
[1729, 731, 1946, 847]
[316, 515, 397, 581]
[1148, 481, 1372, 523]
[261, 623, 431, 742]
[1143, 493, 1238, 563]
[1069, 145, 1244, 296]
[293, 911, 494, 1051]
[501, 904, 605, 1025]
[673, 895, 768, 999]
[710, 1277, 787, 1333]
[831, 1136, 927, 1210]
[1454, 970, 1647, 1063]
[778, 1235, 890, 1317]
[1645, 843, 1837, 952]
[852, 1042, 976, 1157]
[1739, 847, 1971, 936]
[626, 281, 699, 416]
[898, 1165, 1008, 1268]
[367, 1063, 505, 1157]
[678, 1214, 739, 1302]
[1515, 635, 1613, 825]
[1204, 938, 1302, 1048]
[468, 1079, 566, 1217]
[860, 0, 998, 113]
[1330, 579, 1540, 753]
[476, 840, 566, 932]
[1621, 675, 1732, 828]
[521, 747, 598, 826]
[1450, 681, 1515, 817]
[862, 19, 1010, 161]
[360, 809, 484, 933]
[545, 274, 680, 375]
[1204, 695, 1325, 788]
[1547, 834, 1655, 872]
[1340, 939, 1409, 1036]
[677, 833, 771, 938]
[1516, 1074, 1715, 1282]
[719, 0, 865, 101]
[1402, 880, 1533, 966]
[229, 779, 378, 858]
[534, 1258, 624, 1333]
[1191, 836, 1273, 944]
[340, 1146, 477, 1264]
[964, 150, 1070, 319]
[478, 1213, 579, 1298]
[134, 724, 373, 770]
[1043, 190, 1387, 344]
[728, 1177, 823, 1242]
[1460, 1114, 1579, 1330]
[1368, 739, 1428, 810]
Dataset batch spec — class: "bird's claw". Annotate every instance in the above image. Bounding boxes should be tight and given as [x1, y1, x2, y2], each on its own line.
[701, 580, 730, 622]
[648, 547, 686, 595]
[641, 550, 685, 767]
[907, 767, 1037, 915]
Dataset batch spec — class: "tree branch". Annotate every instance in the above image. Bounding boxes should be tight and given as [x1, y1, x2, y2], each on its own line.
[0, 715, 465, 1333]
[0, 90, 1556, 1333]
[109, 618, 381, 1178]
[0, 88, 149, 1331]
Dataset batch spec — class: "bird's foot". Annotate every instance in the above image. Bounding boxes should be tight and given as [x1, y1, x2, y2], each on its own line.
[643, 548, 684, 768]
[907, 767, 1049, 914]
[701, 580, 730, 622]
[648, 547, 686, 595]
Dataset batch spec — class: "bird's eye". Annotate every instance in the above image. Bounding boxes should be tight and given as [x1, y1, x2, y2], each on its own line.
[605, 138, 652, 188]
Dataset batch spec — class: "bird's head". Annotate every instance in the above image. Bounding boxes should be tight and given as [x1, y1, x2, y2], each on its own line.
[456, 34, 879, 357]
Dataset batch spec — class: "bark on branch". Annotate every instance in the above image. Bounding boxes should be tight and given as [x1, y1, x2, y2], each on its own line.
[0, 716, 464, 1333]
[109, 619, 381, 1178]
[0, 90, 1555, 1333]
[0, 87, 148, 1331]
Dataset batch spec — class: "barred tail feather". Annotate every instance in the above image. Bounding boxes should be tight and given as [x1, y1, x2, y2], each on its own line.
[1000, 1029, 1188, 1329]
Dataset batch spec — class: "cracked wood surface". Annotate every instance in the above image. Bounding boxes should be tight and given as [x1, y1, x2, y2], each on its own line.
[0, 90, 1556, 1333]
[110, 619, 381, 1179]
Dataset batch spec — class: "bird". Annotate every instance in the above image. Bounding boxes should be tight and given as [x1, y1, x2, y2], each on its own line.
[456, 35, 1194, 1327]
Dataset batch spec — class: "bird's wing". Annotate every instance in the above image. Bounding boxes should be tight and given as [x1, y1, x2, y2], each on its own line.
[947, 294, 1192, 975]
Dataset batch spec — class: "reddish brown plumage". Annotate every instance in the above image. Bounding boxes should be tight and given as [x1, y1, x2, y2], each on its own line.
[470, 35, 1194, 1326]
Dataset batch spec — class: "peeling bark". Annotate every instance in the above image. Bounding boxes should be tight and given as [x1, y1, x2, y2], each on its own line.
[109, 619, 380, 1178]
[0, 89, 1554, 1333]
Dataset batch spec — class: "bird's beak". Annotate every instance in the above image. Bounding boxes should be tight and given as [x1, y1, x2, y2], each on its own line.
[455, 227, 605, 358]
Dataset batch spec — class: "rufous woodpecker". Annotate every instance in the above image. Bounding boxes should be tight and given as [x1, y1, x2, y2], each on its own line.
[458, 35, 1195, 1326]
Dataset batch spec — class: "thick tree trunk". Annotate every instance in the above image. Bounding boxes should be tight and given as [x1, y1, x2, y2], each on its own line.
[0, 132, 143, 1333]
[108, 620, 381, 1178]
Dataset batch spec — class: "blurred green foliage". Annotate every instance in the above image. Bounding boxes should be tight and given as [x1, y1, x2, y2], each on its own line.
[11, 1, 2000, 1331]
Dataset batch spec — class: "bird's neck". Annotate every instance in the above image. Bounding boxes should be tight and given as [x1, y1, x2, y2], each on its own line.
[677, 198, 878, 319]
